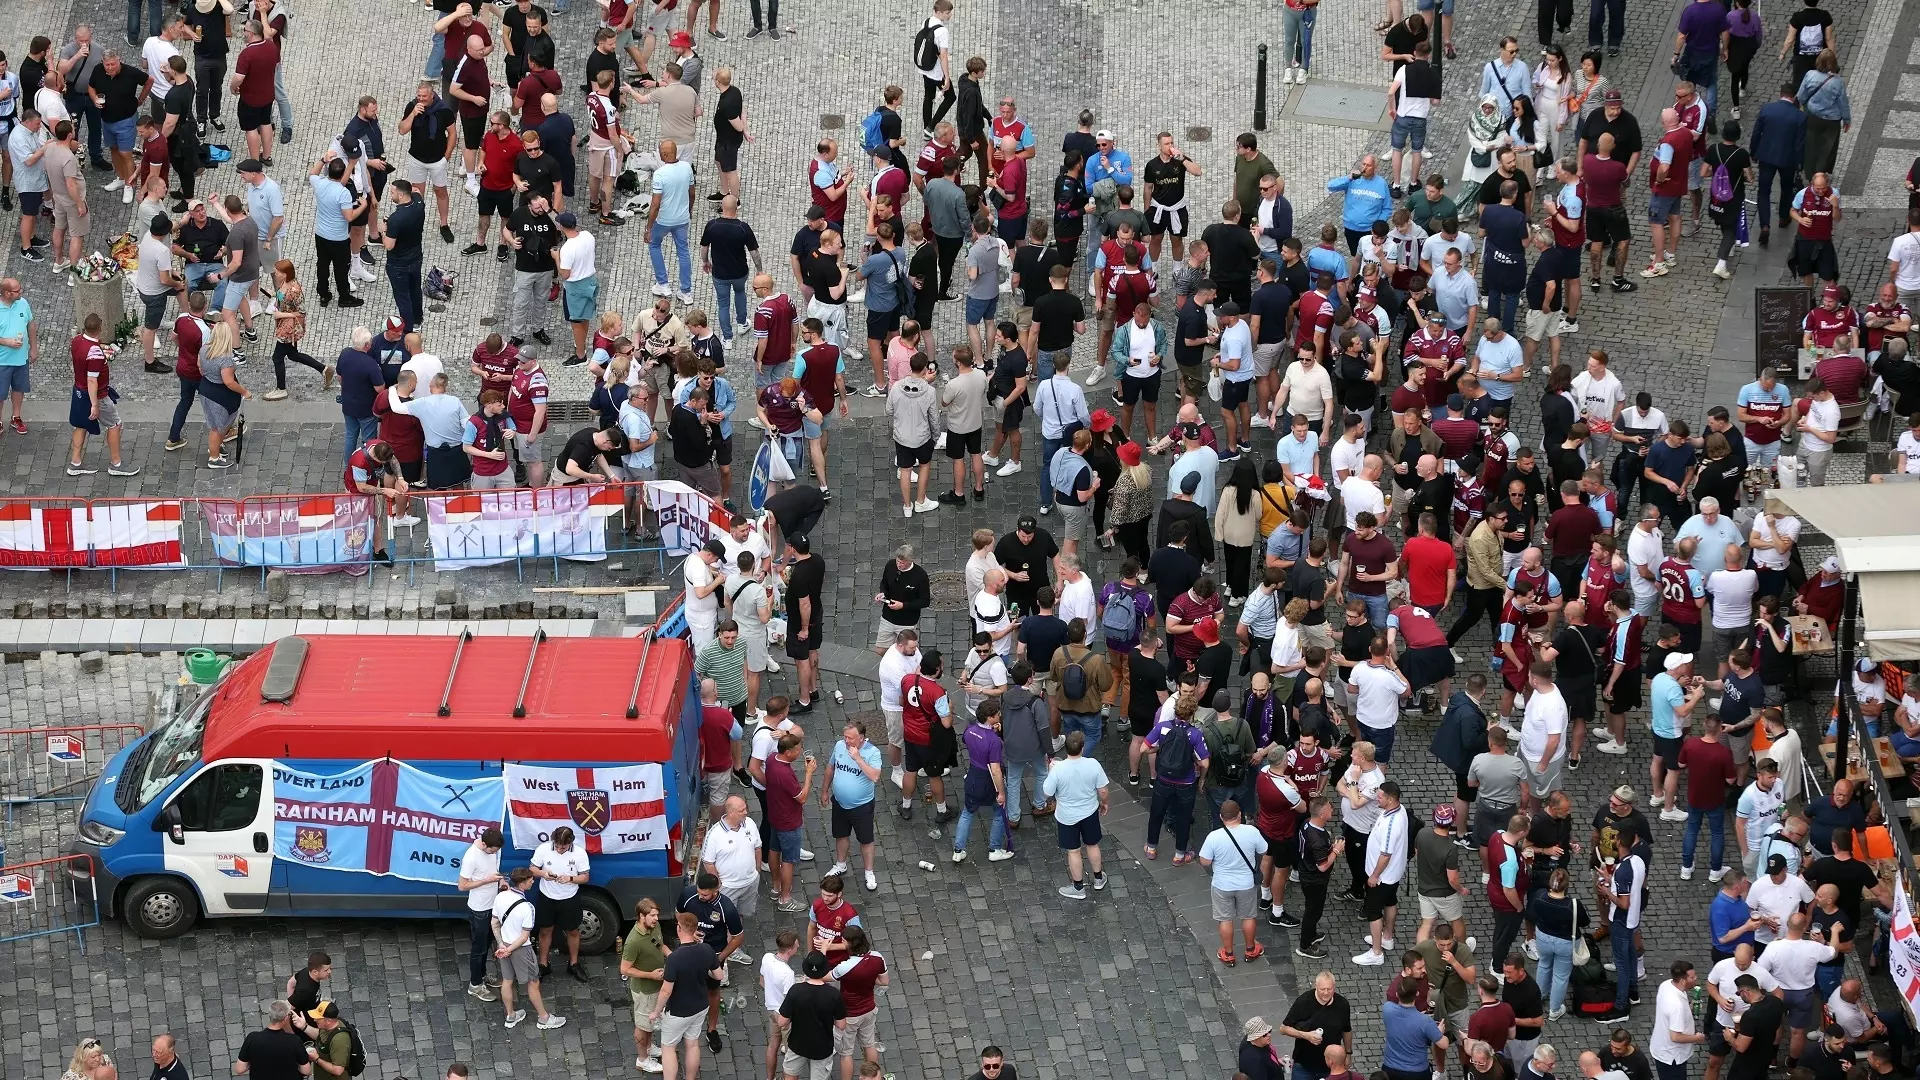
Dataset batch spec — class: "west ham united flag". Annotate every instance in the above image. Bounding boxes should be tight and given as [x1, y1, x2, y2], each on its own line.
[504, 763, 673, 855]
[270, 760, 506, 885]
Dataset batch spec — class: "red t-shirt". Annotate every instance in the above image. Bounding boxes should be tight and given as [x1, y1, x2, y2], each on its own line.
[1254, 767, 1302, 840]
[1678, 736, 1736, 810]
[450, 52, 492, 118]
[997, 154, 1028, 220]
[1544, 504, 1601, 559]
[1797, 187, 1837, 241]
[808, 157, 848, 224]
[1431, 416, 1481, 462]
[1400, 536, 1454, 609]
[755, 293, 797, 368]
[234, 39, 280, 108]
[1487, 831, 1530, 911]
[444, 18, 491, 63]
[1389, 383, 1428, 416]
[1390, 603, 1448, 649]
[809, 897, 860, 962]
[1650, 128, 1693, 198]
[172, 316, 205, 381]
[830, 952, 887, 1016]
[764, 756, 803, 831]
[1342, 531, 1398, 597]
[467, 411, 515, 478]
[480, 130, 521, 192]
[515, 68, 561, 127]
[1579, 155, 1629, 208]
[699, 703, 736, 773]
[1166, 591, 1223, 659]
[1295, 290, 1333, 351]
[869, 166, 910, 223]
[1659, 557, 1703, 626]
[372, 391, 424, 463]
[472, 340, 519, 386]
[1467, 1002, 1517, 1051]
[795, 342, 841, 411]
[70, 334, 108, 391]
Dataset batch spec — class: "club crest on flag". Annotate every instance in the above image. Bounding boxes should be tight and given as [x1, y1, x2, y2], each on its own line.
[568, 789, 610, 835]
[293, 826, 332, 863]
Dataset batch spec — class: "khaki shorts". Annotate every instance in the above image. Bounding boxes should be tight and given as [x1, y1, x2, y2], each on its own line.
[781, 1049, 834, 1080]
[661, 1008, 709, 1048]
[1301, 622, 1335, 652]
[404, 154, 451, 190]
[1178, 365, 1207, 401]
[704, 769, 732, 807]
[1419, 891, 1465, 922]
[1524, 308, 1564, 343]
[1015, 306, 1034, 333]
[1253, 342, 1286, 379]
[514, 432, 546, 463]
[882, 706, 905, 749]
[834, 1010, 880, 1056]
[53, 197, 88, 238]
[470, 470, 517, 489]
[631, 990, 661, 1032]
[742, 630, 775, 672]
[588, 145, 618, 180]
[873, 618, 915, 653]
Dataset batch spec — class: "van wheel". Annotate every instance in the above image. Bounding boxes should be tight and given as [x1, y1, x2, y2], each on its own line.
[124, 877, 200, 939]
[577, 891, 621, 954]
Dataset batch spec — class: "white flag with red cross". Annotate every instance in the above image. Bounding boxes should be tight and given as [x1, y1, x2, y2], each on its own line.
[503, 763, 670, 854]
[0, 501, 185, 568]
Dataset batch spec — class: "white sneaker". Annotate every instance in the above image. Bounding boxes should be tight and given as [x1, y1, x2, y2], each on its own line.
[1523, 938, 1538, 960]
[394, 514, 422, 527]
[952, 850, 968, 863]
[465, 173, 481, 197]
[1382, 936, 1395, 951]
[352, 264, 377, 284]
[1712, 262, 1732, 280]
[1352, 949, 1385, 966]
[1595, 738, 1629, 755]
[827, 861, 850, 877]
[846, 288, 866, 306]
[988, 849, 1015, 862]
[1465, 936, 1476, 952]
[913, 498, 940, 513]
[864, 871, 878, 891]
[903, 505, 915, 519]
[1296, 67, 1310, 84]
[799, 848, 814, 862]
[1083, 366, 1103, 387]
[983, 452, 1002, 467]
[536, 1014, 567, 1030]
[123, 186, 134, 205]
[638, 1059, 664, 1074]
[102, 177, 125, 192]
[1051, 735, 1066, 753]
[1250, 414, 1271, 428]
[504, 1009, 527, 1028]
[1679, 865, 1695, 880]
[1659, 807, 1688, 823]
[650, 284, 672, 297]
[995, 460, 1022, 476]
[676, 290, 695, 305]
[1708, 866, 1729, 883]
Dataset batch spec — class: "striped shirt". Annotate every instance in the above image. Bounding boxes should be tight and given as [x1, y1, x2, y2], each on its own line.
[694, 639, 750, 705]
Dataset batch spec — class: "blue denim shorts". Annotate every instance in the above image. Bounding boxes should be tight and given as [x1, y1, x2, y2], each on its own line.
[1390, 115, 1429, 151]
[0, 364, 29, 395]
[802, 411, 830, 439]
[773, 827, 803, 863]
[102, 116, 137, 153]
[1648, 192, 1684, 223]
[965, 294, 998, 326]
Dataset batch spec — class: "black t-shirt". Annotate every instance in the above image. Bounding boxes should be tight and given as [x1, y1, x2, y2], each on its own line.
[289, 970, 322, 1011]
[1030, 290, 1085, 352]
[1143, 154, 1192, 207]
[1477, 170, 1533, 210]
[1383, 22, 1422, 70]
[1017, 614, 1070, 670]
[1249, 281, 1294, 344]
[164, 81, 198, 147]
[1287, 562, 1329, 625]
[765, 485, 826, 532]
[1550, 625, 1598, 685]
[1580, 111, 1644, 161]
[1592, 806, 1652, 862]
[909, 242, 940, 308]
[1013, 243, 1061, 308]
[1480, 203, 1529, 291]
[501, 4, 546, 54]
[19, 55, 48, 99]
[1755, 614, 1793, 685]
[386, 200, 426, 269]
[667, 405, 714, 467]
[663, 942, 719, 1015]
[1787, 8, 1833, 55]
[800, 249, 845, 302]
[779, 981, 848, 1061]
[1148, 546, 1201, 612]
[515, 150, 559, 199]
[1732, 996, 1787, 1080]
[1525, 256, 1562, 312]
[560, 426, 611, 475]
[786, 553, 825, 626]
[1282, 990, 1353, 1074]
[1804, 856, 1879, 923]
[991, 346, 1029, 401]
[699, 217, 759, 281]
[236, 1029, 308, 1080]
[509, 207, 558, 273]
[177, 218, 229, 265]
[713, 85, 743, 145]
[1061, 130, 1098, 168]
[1127, 651, 1168, 722]
[790, 224, 823, 261]
[405, 99, 457, 163]
[1339, 620, 1376, 666]
[584, 47, 621, 93]
[1202, 222, 1261, 284]
[1053, 172, 1086, 236]
[1527, 810, 1575, 879]
[1502, 973, 1544, 1035]
[1194, 641, 1234, 692]
[1808, 905, 1852, 968]
[90, 63, 146, 123]
[1175, 302, 1209, 367]
[1333, 350, 1376, 411]
[994, 531, 1058, 608]
[1703, 144, 1752, 207]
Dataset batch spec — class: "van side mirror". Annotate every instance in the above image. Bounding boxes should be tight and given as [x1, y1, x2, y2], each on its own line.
[154, 804, 184, 844]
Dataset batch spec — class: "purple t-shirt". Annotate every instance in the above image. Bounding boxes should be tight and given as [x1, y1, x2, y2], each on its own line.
[1096, 581, 1157, 650]
[1678, 0, 1728, 58]
[962, 723, 1005, 807]
[1145, 718, 1211, 785]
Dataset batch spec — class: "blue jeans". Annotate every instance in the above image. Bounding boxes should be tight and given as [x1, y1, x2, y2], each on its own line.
[388, 262, 423, 329]
[185, 262, 224, 293]
[953, 802, 1008, 852]
[1359, 592, 1389, 628]
[425, 32, 447, 79]
[468, 908, 493, 986]
[343, 413, 380, 465]
[713, 276, 749, 341]
[1536, 931, 1575, 1015]
[1003, 756, 1051, 821]
[128, 0, 164, 42]
[1815, 964, 1844, 1002]
[1063, 712, 1103, 757]
[1280, 3, 1317, 68]
[273, 53, 292, 133]
[1035, 347, 1066, 381]
[649, 222, 693, 293]
[1611, 919, 1639, 1010]
[1147, 778, 1197, 852]
[1485, 290, 1522, 332]
[1361, 722, 1397, 763]
[1038, 435, 1064, 508]
[1686, 55, 1720, 119]
[1207, 781, 1254, 833]
[1683, 806, 1726, 871]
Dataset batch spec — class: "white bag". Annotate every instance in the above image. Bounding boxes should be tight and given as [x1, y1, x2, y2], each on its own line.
[1206, 370, 1224, 403]
[765, 615, 788, 646]
[766, 435, 796, 482]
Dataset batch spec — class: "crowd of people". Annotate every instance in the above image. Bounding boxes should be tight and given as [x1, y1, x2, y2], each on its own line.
[12, 0, 1920, 1076]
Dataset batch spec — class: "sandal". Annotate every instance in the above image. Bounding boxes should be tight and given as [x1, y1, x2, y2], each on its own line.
[1218, 948, 1237, 966]
[1243, 942, 1266, 962]
[1373, 18, 1392, 33]
[1143, 844, 1158, 860]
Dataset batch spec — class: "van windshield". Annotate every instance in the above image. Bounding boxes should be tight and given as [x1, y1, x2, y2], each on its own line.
[120, 691, 212, 812]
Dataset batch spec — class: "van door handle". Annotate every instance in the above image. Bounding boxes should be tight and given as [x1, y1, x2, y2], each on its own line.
[253, 831, 270, 853]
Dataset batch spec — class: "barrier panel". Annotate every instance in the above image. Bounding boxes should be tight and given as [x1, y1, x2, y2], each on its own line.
[0, 854, 101, 951]
[0, 724, 147, 807]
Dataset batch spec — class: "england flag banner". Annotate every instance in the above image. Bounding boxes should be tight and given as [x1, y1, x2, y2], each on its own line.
[504, 763, 670, 854]
[1890, 870, 1920, 1022]
[270, 760, 506, 885]
[425, 486, 623, 571]
[0, 501, 187, 568]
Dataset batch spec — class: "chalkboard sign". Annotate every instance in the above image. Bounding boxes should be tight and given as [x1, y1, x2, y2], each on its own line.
[1755, 285, 1810, 378]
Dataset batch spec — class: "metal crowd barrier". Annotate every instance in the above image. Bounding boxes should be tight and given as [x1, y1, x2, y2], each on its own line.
[0, 723, 146, 812]
[0, 854, 101, 951]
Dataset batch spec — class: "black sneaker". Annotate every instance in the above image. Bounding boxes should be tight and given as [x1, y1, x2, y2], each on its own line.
[1269, 911, 1287, 927]
[532, 329, 552, 346]
[462, 243, 487, 257]
[898, 803, 913, 820]
[496, 244, 511, 261]
[1390, 185, 1405, 200]
[746, 24, 763, 36]
[1566, 756, 1581, 771]
[972, 488, 986, 503]
[19, 247, 44, 263]
[791, 698, 814, 715]
[1294, 941, 1328, 958]
[1276, 912, 1302, 929]
[1127, 773, 1140, 786]
[1593, 1007, 1631, 1024]
[568, 963, 589, 982]
[935, 806, 953, 825]
[1629, 992, 1642, 1006]
[144, 360, 174, 374]
[338, 296, 366, 308]
[211, 118, 226, 132]
[938, 491, 966, 506]
[375, 549, 393, 565]
[706, 191, 725, 201]
[508, 337, 525, 347]
[1335, 889, 1361, 903]
[705, 1030, 722, 1054]
[439, 225, 456, 244]
[563, 354, 588, 366]
[538, 963, 552, 979]
[1609, 278, 1638, 293]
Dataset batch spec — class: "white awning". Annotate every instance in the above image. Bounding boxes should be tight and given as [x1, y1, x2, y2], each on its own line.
[1764, 485, 1920, 661]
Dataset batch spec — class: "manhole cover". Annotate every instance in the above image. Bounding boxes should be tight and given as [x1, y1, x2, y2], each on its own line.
[1293, 83, 1387, 125]
[927, 570, 968, 611]
[1185, 126, 1212, 143]
[547, 401, 595, 425]
[820, 113, 845, 129]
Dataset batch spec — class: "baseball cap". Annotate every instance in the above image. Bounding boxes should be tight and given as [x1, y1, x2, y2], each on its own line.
[702, 539, 727, 558]
[1433, 804, 1456, 826]
[1243, 1018, 1274, 1040]
[1823, 284, 1841, 300]
[237, 158, 265, 174]
[1603, 88, 1624, 103]
[1016, 514, 1038, 532]
[1095, 129, 1115, 141]
[556, 211, 578, 228]
[1766, 853, 1788, 874]
[1179, 471, 1202, 494]
[186, 198, 208, 212]
[1180, 422, 1204, 441]
[803, 952, 830, 978]
[386, 315, 408, 332]
[1216, 302, 1241, 318]
[339, 137, 361, 158]
[1446, 393, 1466, 411]
[308, 1001, 340, 1022]
[1858, 658, 1878, 674]
[788, 533, 811, 554]
[1662, 652, 1693, 672]
[1611, 785, 1636, 803]
[1822, 556, 1842, 573]
[669, 30, 694, 47]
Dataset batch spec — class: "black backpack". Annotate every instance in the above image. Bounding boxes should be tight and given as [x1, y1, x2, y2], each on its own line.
[1156, 719, 1196, 778]
[913, 18, 940, 70]
[1210, 721, 1249, 787]
[327, 1022, 367, 1078]
[1060, 649, 1088, 700]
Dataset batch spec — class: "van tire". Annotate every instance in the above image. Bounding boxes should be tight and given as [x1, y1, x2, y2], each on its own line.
[123, 876, 200, 939]
[577, 890, 621, 954]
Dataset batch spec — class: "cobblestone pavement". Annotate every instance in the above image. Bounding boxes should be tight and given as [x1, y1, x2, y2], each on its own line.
[1, 0, 1914, 1071]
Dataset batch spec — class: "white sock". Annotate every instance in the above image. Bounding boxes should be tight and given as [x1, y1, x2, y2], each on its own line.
[935, 801, 948, 813]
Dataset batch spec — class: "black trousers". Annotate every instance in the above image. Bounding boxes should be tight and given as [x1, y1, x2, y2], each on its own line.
[314, 235, 354, 302]
[1726, 35, 1758, 108]
[1447, 585, 1505, 647]
[1298, 879, 1329, 944]
[1223, 543, 1254, 601]
[1116, 519, 1151, 563]
[936, 232, 963, 295]
[1757, 162, 1798, 229]
[749, 0, 778, 29]
[1492, 908, 1525, 970]
[1549, 554, 1585, 604]
[388, 261, 423, 328]
[168, 375, 200, 443]
[922, 75, 954, 130]
[194, 57, 227, 123]
[1343, 822, 1370, 893]
[1537, 0, 1571, 44]
[271, 341, 325, 391]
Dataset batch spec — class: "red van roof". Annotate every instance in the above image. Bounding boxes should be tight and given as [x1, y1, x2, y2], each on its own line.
[199, 634, 690, 763]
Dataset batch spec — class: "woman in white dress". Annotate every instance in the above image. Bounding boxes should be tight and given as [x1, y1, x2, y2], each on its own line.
[1532, 44, 1573, 179]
